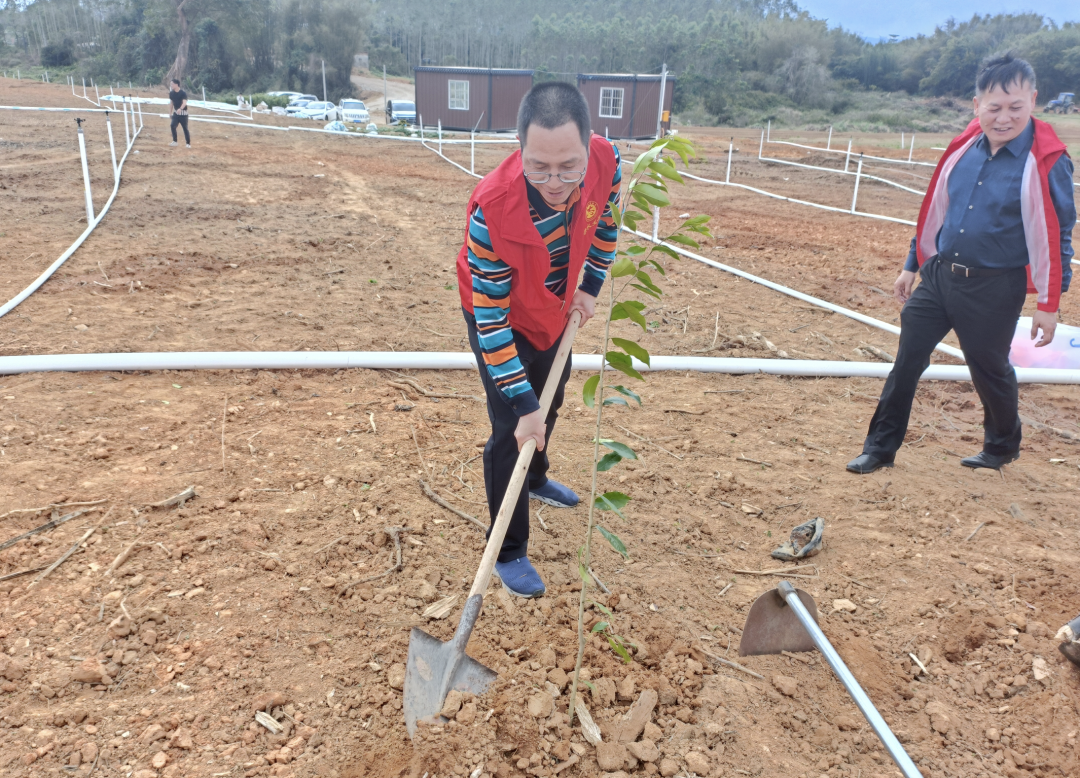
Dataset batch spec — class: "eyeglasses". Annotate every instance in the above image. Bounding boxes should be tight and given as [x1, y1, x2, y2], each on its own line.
[523, 169, 586, 184]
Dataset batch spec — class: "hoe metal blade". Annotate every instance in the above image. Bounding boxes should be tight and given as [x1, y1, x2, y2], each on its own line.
[403, 594, 497, 737]
[739, 585, 818, 656]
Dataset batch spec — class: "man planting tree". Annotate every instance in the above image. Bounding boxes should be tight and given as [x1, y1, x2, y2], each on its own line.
[847, 53, 1074, 475]
[457, 82, 621, 598]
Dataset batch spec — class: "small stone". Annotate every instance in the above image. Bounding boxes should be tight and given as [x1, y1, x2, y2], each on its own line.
[80, 743, 98, 763]
[832, 599, 858, 613]
[772, 674, 798, 697]
[141, 628, 158, 646]
[456, 702, 477, 725]
[170, 728, 194, 749]
[387, 663, 406, 690]
[528, 693, 553, 719]
[72, 658, 108, 685]
[285, 563, 301, 576]
[986, 727, 1001, 742]
[593, 677, 617, 706]
[834, 715, 859, 731]
[643, 722, 663, 742]
[616, 675, 636, 701]
[251, 691, 289, 713]
[627, 739, 660, 763]
[547, 667, 569, 690]
[440, 689, 464, 719]
[685, 751, 711, 774]
[133, 770, 156, 778]
[1032, 656, 1050, 682]
[596, 743, 629, 771]
[659, 757, 680, 777]
[537, 647, 557, 667]
[0, 655, 26, 680]
[152, 751, 168, 769]
[321, 576, 337, 588]
[202, 655, 222, 671]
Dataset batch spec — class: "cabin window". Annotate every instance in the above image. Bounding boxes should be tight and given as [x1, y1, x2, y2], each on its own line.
[449, 80, 470, 111]
[599, 87, 624, 119]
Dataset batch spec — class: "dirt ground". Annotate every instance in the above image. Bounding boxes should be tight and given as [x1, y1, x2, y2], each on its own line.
[2, 79, 1080, 778]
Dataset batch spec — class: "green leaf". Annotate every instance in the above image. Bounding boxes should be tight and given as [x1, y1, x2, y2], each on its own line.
[598, 524, 629, 558]
[600, 439, 637, 459]
[634, 271, 662, 295]
[596, 452, 622, 471]
[633, 182, 671, 205]
[583, 680, 596, 693]
[582, 374, 600, 409]
[602, 397, 629, 407]
[608, 635, 633, 663]
[611, 385, 642, 405]
[681, 214, 711, 228]
[591, 621, 610, 633]
[650, 244, 681, 262]
[625, 245, 647, 256]
[622, 210, 645, 229]
[609, 202, 623, 229]
[648, 157, 684, 183]
[578, 562, 590, 584]
[605, 351, 645, 381]
[646, 259, 667, 276]
[665, 233, 700, 249]
[595, 491, 630, 515]
[591, 600, 614, 617]
[611, 337, 651, 367]
[610, 302, 647, 332]
[610, 257, 636, 278]
[631, 146, 662, 175]
[629, 283, 662, 300]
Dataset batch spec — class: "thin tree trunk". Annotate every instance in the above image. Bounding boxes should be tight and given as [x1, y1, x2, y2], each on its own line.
[166, 0, 194, 86]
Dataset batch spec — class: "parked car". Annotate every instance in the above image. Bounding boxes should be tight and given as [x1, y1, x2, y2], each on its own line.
[285, 99, 314, 116]
[296, 101, 340, 121]
[1043, 92, 1076, 114]
[268, 91, 305, 100]
[339, 99, 370, 124]
[288, 93, 319, 104]
[385, 99, 417, 125]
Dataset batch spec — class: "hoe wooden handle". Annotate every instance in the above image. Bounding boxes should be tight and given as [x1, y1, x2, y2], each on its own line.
[469, 311, 582, 599]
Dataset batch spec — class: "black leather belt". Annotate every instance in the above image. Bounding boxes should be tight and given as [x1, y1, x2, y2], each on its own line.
[948, 262, 1011, 278]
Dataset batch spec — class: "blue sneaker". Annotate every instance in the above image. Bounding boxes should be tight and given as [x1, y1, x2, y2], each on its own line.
[494, 556, 546, 599]
[529, 480, 579, 508]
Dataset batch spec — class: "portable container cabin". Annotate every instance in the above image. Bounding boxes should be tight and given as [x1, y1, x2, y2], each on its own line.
[414, 66, 534, 132]
[576, 73, 675, 140]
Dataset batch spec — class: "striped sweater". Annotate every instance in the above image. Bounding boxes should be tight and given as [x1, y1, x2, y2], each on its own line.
[468, 142, 622, 415]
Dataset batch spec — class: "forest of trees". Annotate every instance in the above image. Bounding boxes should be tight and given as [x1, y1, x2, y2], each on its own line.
[1, 0, 1078, 125]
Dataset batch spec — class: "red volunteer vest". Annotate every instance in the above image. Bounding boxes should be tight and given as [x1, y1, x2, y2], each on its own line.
[915, 117, 1068, 312]
[457, 134, 618, 350]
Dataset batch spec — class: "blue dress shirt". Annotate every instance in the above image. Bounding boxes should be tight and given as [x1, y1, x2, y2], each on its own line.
[904, 119, 1075, 294]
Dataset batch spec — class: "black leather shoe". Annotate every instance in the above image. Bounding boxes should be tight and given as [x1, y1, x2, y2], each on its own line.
[961, 451, 1019, 470]
[846, 453, 894, 474]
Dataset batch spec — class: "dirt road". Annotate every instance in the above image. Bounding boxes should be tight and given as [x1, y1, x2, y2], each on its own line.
[351, 72, 415, 123]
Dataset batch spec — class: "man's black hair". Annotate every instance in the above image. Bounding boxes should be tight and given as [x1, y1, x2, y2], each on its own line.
[517, 82, 591, 149]
[171, 78, 181, 87]
[976, 52, 1036, 95]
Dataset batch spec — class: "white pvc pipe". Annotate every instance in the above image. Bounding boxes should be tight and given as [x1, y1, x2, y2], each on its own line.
[850, 155, 864, 213]
[758, 152, 924, 195]
[772, 137, 936, 169]
[725, 139, 733, 183]
[421, 138, 481, 179]
[827, 126, 832, 150]
[908, 135, 916, 164]
[844, 138, 852, 173]
[680, 169, 916, 227]
[106, 111, 118, 181]
[76, 124, 95, 223]
[122, 97, 130, 147]
[0, 121, 142, 320]
[624, 226, 964, 360]
[0, 351, 1075, 384]
[438, 120, 442, 155]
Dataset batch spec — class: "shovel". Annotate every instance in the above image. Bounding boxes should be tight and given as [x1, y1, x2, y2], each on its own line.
[403, 311, 581, 737]
[741, 581, 924, 778]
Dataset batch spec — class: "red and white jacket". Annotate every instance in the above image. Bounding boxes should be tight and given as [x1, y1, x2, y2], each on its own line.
[915, 117, 1068, 312]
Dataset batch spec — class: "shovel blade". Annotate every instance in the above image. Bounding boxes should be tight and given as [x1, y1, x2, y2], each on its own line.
[403, 594, 497, 738]
[739, 586, 819, 656]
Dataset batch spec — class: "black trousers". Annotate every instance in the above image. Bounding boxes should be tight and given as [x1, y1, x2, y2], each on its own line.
[464, 310, 571, 563]
[863, 257, 1027, 460]
[170, 114, 190, 143]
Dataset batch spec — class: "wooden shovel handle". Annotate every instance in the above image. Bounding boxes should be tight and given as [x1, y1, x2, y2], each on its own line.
[469, 311, 582, 599]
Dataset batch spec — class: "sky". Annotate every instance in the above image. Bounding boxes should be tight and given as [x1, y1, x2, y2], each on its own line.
[795, 0, 1077, 41]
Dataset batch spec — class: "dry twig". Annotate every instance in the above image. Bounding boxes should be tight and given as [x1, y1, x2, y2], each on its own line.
[0, 498, 107, 522]
[29, 514, 106, 587]
[104, 538, 144, 577]
[698, 647, 764, 680]
[145, 486, 196, 509]
[0, 507, 96, 553]
[418, 479, 485, 530]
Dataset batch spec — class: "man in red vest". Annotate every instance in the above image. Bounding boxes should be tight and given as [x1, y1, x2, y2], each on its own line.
[848, 53, 1074, 475]
[456, 83, 622, 597]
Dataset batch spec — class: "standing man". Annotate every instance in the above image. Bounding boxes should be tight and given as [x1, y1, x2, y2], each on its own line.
[168, 79, 190, 148]
[848, 53, 1074, 475]
[457, 82, 621, 598]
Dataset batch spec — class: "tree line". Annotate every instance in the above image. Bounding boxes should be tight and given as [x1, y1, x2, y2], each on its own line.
[1, 1, 1077, 121]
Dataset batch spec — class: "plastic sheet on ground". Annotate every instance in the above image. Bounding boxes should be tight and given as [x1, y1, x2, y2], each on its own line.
[1010, 317, 1080, 369]
[324, 120, 348, 133]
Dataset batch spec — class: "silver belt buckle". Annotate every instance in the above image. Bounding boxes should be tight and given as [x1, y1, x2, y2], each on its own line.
[951, 263, 970, 278]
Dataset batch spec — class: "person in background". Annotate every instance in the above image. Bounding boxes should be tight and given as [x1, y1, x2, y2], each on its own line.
[847, 53, 1074, 475]
[458, 82, 621, 598]
[169, 79, 190, 148]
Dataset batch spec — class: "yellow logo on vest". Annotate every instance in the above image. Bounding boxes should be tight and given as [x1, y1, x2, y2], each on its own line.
[585, 201, 599, 223]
